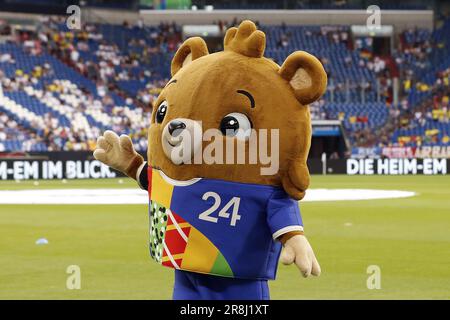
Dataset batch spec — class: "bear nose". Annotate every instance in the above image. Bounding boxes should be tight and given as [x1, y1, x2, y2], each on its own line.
[168, 120, 186, 137]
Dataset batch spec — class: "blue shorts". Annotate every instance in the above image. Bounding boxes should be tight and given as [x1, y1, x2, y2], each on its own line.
[173, 270, 270, 300]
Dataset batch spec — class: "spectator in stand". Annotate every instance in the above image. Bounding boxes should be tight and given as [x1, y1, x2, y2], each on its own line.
[0, 52, 15, 63]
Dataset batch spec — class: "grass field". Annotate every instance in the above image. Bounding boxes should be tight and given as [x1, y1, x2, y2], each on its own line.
[0, 175, 449, 299]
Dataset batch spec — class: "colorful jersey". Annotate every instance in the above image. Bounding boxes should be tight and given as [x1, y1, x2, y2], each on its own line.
[139, 163, 303, 280]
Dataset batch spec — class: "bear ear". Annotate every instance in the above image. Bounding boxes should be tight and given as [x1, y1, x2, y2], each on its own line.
[279, 51, 327, 105]
[171, 37, 209, 76]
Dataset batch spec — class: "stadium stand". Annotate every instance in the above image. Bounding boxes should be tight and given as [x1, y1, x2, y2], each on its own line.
[0, 13, 449, 153]
[391, 16, 450, 148]
[192, 1, 429, 10]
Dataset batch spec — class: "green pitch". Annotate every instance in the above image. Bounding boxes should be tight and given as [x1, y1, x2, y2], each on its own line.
[0, 175, 449, 299]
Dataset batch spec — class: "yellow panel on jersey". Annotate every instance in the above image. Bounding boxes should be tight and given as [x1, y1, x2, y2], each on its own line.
[150, 169, 174, 208]
[181, 227, 218, 274]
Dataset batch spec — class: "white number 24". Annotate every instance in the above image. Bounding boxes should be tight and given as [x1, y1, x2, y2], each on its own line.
[198, 192, 242, 226]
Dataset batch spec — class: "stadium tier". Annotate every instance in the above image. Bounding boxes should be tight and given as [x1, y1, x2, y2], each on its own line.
[0, 15, 449, 153]
[187, 1, 430, 10]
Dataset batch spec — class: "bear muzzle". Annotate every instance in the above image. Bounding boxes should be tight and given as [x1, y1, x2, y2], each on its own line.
[162, 118, 203, 165]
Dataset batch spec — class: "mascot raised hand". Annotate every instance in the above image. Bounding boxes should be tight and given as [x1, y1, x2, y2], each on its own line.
[94, 20, 327, 300]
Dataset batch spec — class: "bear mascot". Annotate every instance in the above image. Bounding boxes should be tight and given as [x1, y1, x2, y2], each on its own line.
[94, 20, 327, 300]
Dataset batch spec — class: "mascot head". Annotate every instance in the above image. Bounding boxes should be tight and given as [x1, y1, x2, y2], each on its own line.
[147, 20, 327, 200]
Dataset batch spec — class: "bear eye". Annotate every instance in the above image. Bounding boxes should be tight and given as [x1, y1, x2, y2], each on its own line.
[220, 112, 252, 140]
[155, 100, 168, 124]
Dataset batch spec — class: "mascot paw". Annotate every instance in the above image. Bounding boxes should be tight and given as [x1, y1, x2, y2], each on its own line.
[93, 130, 143, 178]
[280, 234, 321, 277]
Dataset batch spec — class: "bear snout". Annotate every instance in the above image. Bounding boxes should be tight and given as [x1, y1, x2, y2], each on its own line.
[168, 120, 187, 137]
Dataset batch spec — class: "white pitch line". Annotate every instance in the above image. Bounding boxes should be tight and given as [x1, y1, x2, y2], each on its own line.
[0, 188, 416, 205]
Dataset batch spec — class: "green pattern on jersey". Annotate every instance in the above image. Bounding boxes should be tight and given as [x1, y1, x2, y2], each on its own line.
[211, 252, 234, 277]
[149, 200, 168, 263]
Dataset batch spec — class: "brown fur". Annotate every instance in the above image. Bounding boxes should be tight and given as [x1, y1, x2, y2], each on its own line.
[147, 20, 327, 201]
